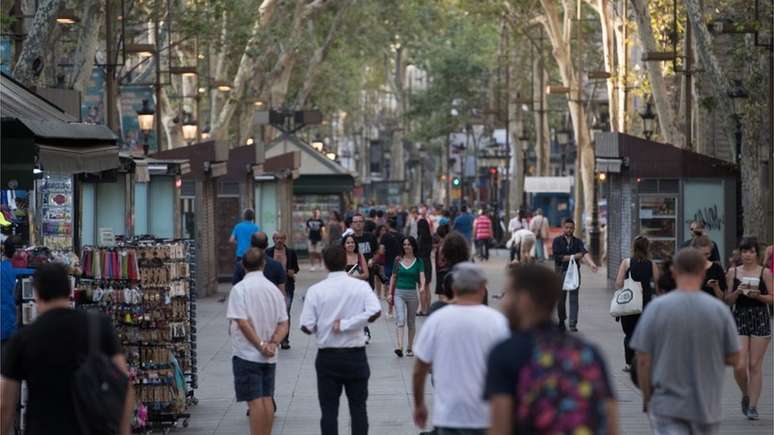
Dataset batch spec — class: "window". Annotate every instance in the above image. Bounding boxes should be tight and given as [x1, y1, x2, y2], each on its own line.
[639, 195, 677, 261]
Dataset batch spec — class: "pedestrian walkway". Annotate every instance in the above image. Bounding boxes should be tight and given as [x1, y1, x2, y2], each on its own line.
[180, 251, 773, 434]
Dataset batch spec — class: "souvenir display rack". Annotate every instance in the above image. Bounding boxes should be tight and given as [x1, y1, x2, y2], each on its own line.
[77, 239, 197, 433]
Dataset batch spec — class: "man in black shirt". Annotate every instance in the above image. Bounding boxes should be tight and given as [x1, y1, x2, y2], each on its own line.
[267, 232, 300, 350]
[680, 220, 721, 263]
[551, 218, 598, 332]
[364, 210, 377, 234]
[0, 263, 132, 435]
[352, 213, 378, 287]
[233, 232, 287, 294]
[306, 209, 325, 271]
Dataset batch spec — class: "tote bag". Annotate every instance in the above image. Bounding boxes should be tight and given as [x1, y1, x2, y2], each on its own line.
[562, 257, 579, 291]
[609, 261, 643, 317]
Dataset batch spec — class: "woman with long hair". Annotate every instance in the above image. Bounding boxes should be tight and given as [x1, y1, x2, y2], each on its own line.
[342, 234, 369, 281]
[613, 235, 659, 372]
[416, 218, 433, 316]
[436, 231, 471, 303]
[387, 236, 425, 357]
[725, 238, 773, 420]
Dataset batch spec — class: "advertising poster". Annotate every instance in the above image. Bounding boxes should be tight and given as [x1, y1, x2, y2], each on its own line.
[40, 175, 73, 251]
[119, 84, 157, 153]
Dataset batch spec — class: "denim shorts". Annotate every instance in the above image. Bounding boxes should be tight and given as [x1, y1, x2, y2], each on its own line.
[232, 356, 276, 401]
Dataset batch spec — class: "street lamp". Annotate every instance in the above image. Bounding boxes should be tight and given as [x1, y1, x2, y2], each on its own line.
[181, 112, 197, 145]
[639, 97, 657, 140]
[556, 127, 571, 176]
[136, 99, 156, 155]
[201, 126, 211, 141]
[311, 135, 324, 152]
[55, 9, 80, 24]
[728, 79, 749, 239]
[325, 151, 337, 161]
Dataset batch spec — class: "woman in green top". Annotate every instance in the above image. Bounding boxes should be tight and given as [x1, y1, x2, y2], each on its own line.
[388, 236, 425, 357]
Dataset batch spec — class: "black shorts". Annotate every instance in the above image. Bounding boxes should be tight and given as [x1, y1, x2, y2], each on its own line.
[233, 356, 276, 401]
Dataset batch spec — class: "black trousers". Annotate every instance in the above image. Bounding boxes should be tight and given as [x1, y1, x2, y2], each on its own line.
[620, 314, 641, 365]
[282, 282, 295, 344]
[315, 348, 370, 435]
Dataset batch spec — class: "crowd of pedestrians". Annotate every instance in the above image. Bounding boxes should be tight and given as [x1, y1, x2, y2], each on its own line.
[2, 199, 772, 435]
[222, 207, 772, 435]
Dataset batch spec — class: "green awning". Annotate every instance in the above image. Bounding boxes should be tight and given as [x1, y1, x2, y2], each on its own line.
[293, 174, 354, 195]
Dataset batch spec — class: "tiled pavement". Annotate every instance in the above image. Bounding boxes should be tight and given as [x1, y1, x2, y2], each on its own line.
[179, 250, 773, 434]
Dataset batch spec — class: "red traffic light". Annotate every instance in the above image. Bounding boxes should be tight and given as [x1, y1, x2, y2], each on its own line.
[489, 167, 497, 175]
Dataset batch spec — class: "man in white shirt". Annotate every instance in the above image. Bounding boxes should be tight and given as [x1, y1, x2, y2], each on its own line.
[300, 244, 382, 435]
[227, 248, 289, 435]
[507, 211, 527, 262]
[412, 262, 509, 435]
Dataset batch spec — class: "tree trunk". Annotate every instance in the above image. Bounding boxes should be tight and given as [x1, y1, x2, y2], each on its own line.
[592, 0, 620, 132]
[684, 0, 736, 152]
[741, 40, 767, 238]
[630, 0, 682, 145]
[532, 59, 551, 175]
[160, 88, 184, 148]
[294, 2, 349, 108]
[210, 0, 280, 140]
[390, 47, 406, 183]
[539, 0, 594, 235]
[13, 0, 64, 86]
[509, 95, 525, 211]
[209, 10, 230, 127]
[66, 0, 104, 92]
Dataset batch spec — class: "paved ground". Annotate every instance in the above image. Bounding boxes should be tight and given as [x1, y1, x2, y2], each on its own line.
[180, 250, 773, 434]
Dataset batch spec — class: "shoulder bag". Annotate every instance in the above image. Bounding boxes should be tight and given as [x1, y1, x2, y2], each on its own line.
[609, 259, 644, 317]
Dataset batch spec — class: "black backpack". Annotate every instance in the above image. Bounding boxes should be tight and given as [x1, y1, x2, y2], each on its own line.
[72, 313, 129, 435]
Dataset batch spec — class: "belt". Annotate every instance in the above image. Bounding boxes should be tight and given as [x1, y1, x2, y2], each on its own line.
[318, 347, 365, 353]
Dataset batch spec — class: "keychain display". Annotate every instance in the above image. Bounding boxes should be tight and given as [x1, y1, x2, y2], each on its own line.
[77, 239, 196, 431]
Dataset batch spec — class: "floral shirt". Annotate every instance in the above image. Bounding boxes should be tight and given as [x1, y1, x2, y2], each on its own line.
[485, 324, 614, 434]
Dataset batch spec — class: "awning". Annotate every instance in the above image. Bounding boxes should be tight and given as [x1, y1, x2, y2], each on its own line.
[293, 174, 354, 195]
[524, 176, 574, 194]
[38, 144, 120, 174]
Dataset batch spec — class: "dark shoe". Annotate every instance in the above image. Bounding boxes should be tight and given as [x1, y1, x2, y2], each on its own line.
[747, 407, 759, 420]
[218, 296, 227, 303]
[558, 322, 566, 331]
[742, 396, 750, 416]
[281, 342, 290, 350]
[394, 349, 403, 358]
[569, 326, 578, 332]
[622, 365, 631, 373]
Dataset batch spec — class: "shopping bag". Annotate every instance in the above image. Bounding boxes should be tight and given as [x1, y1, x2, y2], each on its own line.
[609, 270, 643, 317]
[562, 257, 579, 291]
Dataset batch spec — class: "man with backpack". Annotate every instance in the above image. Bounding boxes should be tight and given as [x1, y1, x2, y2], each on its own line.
[485, 264, 620, 435]
[0, 263, 132, 435]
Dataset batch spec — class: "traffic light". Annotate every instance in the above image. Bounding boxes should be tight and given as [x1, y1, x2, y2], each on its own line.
[452, 177, 462, 188]
[488, 167, 498, 175]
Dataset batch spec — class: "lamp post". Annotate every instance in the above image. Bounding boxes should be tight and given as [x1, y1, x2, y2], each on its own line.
[137, 99, 156, 156]
[556, 127, 571, 176]
[728, 79, 749, 239]
[518, 127, 530, 208]
[181, 112, 198, 145]
[639, 97, 656, 140]
[589, 116, 606, 264]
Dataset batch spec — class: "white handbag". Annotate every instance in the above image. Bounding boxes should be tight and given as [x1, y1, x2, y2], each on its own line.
[562, 257, 580, 291]
[609, 260, 643, 317]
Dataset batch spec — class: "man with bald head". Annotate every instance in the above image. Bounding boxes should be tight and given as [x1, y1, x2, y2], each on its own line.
[267, 232, 299, 349]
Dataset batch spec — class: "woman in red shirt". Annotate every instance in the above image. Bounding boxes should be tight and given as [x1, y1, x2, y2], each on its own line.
[473, 210, 493, 261]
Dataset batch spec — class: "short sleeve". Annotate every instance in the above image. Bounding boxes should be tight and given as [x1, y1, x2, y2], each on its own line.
[412, 316, 435, 363]
[0, 333, 24, 381]
[417, 259, 425, 273]
[629, 302, 657, 353]
[226, 286, 247, 320]
[722, 306, 741, 355]
[99, 314, 122, 356]
[484, 338, 520, 399]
